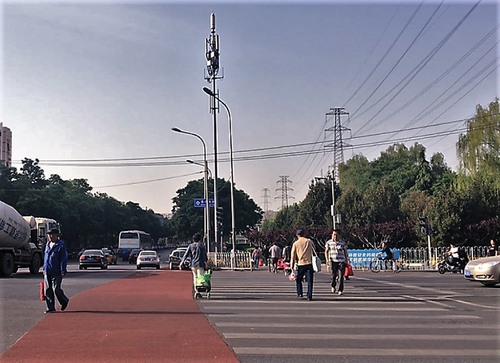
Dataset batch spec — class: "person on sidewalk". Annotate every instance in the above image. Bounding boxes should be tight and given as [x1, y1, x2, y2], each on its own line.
[324, 229, 349, 295]
[180, 233, 208, 298]
[290, 230, 314, 301]
[487, 239, 498, 257]
[252, 247, 261, 269]
[269, 242, 281, 273]
[43, 228, 69, 313]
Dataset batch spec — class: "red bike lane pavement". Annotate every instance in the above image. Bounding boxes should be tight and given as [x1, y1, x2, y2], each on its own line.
[1, 270, 239, 363]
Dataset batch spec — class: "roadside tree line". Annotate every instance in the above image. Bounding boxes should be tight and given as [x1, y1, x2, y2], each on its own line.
[257, 99, 500, 250]
[0, 159, 262, 252]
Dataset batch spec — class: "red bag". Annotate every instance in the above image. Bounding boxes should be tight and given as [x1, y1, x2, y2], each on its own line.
[345, 264, 354, 277]
[40, 281, 45, 301]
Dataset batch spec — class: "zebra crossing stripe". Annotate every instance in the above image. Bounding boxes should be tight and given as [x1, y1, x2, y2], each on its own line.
[233, 347, 500, 357]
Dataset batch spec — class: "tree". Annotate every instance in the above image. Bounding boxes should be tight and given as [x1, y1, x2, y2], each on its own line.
[457, 99, 500, 177]
[19, 158, 47, 188]
[269, 204, 300, 231]
[296, 176, 335, 227]
[0, 163, 19, 205]
[171, 178, 262, 241]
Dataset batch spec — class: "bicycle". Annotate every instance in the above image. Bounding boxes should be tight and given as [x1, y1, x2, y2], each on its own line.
[369, 257, 401, 273]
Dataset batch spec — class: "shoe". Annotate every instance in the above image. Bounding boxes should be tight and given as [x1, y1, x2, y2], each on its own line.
[297, 294, 303, 298]
[331, 287, 336, 293]
[338, 291, 343, 295]
[61, 300, 69, 311]
[307, 297, 313, 301]
[44, 309, 55, 314]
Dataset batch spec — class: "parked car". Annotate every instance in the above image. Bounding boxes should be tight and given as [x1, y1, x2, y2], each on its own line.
[168, 248, 190, 270]
[79, 249, 108, 270]
[464, 255, 500, 287]
[137, 250, 161, 270]
[102, 248, 117, 265]
[128, 249, 143, 264]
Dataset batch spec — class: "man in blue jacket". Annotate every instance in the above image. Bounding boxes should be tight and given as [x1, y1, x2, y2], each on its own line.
[43, 228, 69, 313]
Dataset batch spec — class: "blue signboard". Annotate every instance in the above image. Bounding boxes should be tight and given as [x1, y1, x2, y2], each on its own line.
[194, 199, 206, 208]
[347, 249, 400, 269]
[194, 199, 215, 208]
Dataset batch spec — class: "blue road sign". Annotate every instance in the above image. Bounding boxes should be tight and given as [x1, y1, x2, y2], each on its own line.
[194, 199, 215, 208]
[194, 199, 206, 208]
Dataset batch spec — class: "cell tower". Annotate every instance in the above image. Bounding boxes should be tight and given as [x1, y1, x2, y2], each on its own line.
[204, 13, 224, 252]
[275, 176, 294, 209]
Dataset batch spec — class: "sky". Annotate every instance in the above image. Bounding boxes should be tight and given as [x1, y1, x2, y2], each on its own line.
[3, 0, 499, 215]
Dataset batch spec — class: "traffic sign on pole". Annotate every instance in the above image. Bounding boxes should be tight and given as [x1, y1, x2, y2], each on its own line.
[194, 199, 206, 208]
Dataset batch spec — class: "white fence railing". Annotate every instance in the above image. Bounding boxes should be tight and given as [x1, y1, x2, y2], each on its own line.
[208, 251, 253, 270]
[206, 246, 495, 271]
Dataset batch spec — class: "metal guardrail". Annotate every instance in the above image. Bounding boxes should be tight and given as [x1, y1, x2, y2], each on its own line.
[208, 251, 253, 271]
[207, 246, 495, 272]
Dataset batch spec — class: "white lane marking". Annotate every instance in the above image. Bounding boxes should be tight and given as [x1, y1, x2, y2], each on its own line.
[224, 332, 498, 341]
[233, 347, 500, 357]
[203, 305, 444, 312]
[401, 294, 455, 308]
[207, 313, 480, 320]
[354, 276, 456, 294]
[446, 297, 500, 310]
[215, 322, 498, 329]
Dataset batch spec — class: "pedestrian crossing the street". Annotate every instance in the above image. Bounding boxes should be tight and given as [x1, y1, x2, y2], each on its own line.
[196, 270, 499, 363]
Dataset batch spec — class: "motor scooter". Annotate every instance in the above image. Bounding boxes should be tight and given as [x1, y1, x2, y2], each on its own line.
[438, 254, 467, 274]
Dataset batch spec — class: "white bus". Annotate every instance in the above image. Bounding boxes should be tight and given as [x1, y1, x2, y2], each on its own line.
[117, 230, 153, 261]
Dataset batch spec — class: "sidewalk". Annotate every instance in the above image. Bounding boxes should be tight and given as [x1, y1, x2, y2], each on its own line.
[0, 271, 239, 363]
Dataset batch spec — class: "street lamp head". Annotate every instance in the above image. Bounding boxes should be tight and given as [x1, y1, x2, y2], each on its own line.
[203, 87, 215, 96]
[186, 159, 195, 164]
[171, 127, 182, 133]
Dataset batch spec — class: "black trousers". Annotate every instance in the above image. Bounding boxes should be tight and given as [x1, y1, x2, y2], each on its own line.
[329, 261, 346, 292]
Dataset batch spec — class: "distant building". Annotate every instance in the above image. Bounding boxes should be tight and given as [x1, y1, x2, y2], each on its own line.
[0, 123, 12, 167]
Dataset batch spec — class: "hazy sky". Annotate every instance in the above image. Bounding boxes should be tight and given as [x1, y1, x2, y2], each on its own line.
[4, 0, 498, 214]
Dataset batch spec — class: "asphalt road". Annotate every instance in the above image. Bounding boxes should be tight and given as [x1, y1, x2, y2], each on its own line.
[197, 268, 500, 363]
[0, 248, 175, 355]
[1, 260, 499, 362]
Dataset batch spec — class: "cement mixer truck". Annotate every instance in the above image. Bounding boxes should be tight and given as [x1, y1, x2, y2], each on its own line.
[0, 200, 60, 277]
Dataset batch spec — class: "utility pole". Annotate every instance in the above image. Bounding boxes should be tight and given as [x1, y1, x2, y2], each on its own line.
[325, 107, 350, 229]
[275, 176, 294, 209]
[204, 13, 224, 252]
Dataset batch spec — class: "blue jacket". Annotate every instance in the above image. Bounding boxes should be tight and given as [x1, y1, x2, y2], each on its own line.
[43, 239, 68, 275]
[182, 242, 207, 268]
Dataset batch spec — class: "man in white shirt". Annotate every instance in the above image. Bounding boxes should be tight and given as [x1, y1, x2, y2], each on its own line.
[324, 229, 349, 295]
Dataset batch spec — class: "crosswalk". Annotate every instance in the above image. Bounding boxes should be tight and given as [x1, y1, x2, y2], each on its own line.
[197, 270, 500, 363]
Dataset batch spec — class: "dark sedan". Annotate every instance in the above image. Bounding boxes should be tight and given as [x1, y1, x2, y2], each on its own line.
[79, 249, 108, 270]
[128, 249, 143, 264]
[168, 248, 190, 270]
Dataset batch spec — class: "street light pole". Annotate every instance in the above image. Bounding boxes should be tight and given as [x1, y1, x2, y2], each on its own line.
[203, 87, 236, 268]
[187, 160, 212, 179]
[172, 128, 211, 251]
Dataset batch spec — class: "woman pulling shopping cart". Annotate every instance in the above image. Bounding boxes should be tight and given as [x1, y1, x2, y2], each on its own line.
[180, 233, 211, 299]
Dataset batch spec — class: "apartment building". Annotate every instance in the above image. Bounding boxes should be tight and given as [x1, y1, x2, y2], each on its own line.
[0, 122, 12, 166]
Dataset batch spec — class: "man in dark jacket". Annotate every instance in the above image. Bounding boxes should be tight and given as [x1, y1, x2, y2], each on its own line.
[43, 228, 69, 313]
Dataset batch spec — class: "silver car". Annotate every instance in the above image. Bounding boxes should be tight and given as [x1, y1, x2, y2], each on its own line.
[464, 255, 500, 287]
[136, 250, 160, 270]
